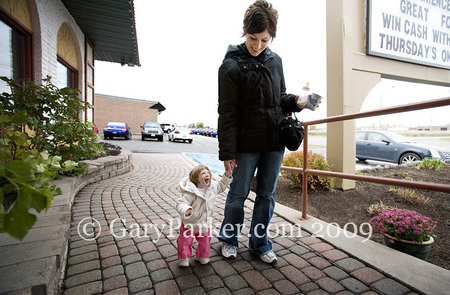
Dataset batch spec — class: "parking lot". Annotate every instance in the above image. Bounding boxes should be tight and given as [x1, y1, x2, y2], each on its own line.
[103, 132, 450, 174]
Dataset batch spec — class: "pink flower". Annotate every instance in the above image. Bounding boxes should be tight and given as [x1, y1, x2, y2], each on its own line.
[369, 208, 436, 243]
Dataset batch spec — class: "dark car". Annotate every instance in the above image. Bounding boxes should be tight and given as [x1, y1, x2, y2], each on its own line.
[356, 130, 450, 164]
[141, 122, 164, 141]
[103, 122, 132, 140]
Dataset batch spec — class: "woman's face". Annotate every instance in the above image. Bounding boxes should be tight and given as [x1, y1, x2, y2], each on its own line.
[245, 29, 271, 57]
[197, 169, 211, 188]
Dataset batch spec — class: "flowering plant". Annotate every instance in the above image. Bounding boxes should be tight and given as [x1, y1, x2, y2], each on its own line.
[369, 208, 436, 244]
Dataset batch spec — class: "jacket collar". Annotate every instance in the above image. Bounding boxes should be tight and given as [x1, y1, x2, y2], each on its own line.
[179, 176, 209, 200]
[225, 43, 273, 64]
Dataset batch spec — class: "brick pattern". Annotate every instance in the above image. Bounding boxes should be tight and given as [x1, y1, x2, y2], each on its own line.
[63, 153, 417, 294]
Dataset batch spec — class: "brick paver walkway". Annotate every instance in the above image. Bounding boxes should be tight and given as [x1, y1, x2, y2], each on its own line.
[63, 153, 419, 295]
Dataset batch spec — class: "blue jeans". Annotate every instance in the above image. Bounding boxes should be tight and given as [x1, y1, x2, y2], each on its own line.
[218, 150, 284, 254]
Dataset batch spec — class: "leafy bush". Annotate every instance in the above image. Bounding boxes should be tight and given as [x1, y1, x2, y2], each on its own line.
[393, 171, 411, 180]
[95, 142, 122, 158]
[389, 187, 431, 206]
[281, 151, 335, 190]
[0, 112, 65, 239]
[0, 76, 104, 161]
[415, 158, 444, 172]
[0, 76, 105, 240]
[367, 201, 396, 215]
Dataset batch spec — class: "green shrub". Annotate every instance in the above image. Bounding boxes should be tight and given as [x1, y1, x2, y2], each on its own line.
[415, 158, 444, 172]
[0, 76, 104, 162]
[96, 142, 122, 157]
[367, 201, 396, 215]
[356, 170, 370, 176]
[0, 76, 104, 239]
[389, 187, 431, 206]
[281, 151, 335, 190]
[393, 171, 411, 180]
[0, 115, 64, 239]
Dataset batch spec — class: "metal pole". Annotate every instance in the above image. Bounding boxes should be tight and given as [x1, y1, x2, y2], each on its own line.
[302, 125, 308, 219]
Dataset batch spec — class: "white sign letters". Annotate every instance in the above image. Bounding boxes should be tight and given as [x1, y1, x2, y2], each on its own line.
[367, 0, 450, 69]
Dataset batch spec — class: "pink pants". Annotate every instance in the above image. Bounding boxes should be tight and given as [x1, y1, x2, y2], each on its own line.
[177, 222, 211, 259]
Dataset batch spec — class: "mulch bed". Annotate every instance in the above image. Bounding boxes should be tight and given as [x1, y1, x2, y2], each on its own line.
[270, 162, 450, 270]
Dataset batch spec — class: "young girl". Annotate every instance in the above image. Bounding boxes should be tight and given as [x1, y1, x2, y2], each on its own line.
[176, 165, 232, 267]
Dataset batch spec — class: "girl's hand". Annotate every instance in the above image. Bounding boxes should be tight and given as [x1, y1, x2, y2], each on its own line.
[185, 208, 193, 216]
[224, 159, 237, 177]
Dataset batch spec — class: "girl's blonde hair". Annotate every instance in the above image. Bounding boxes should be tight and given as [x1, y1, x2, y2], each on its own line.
[189, 165, 211, 186]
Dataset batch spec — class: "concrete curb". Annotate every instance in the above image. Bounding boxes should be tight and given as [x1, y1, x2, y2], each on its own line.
[0, 150, 133, 295]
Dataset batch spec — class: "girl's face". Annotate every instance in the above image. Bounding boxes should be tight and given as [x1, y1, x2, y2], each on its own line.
[245, 29, 271, 57]
[197, 169, 211, 188]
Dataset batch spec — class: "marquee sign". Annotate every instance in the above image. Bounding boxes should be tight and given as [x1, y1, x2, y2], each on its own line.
[366, 0, 450, 70]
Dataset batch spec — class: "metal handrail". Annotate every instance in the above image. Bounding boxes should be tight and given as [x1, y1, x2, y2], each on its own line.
[280, 96, 450, 219]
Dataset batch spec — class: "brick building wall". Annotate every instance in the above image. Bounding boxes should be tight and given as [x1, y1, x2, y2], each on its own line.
[94, 94, 162, 133]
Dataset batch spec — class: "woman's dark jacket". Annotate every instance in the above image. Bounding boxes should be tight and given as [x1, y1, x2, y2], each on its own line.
[218, 43, 302, 161]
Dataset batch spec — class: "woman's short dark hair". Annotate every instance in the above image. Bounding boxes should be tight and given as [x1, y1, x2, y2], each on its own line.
[243, 0, 278, 38]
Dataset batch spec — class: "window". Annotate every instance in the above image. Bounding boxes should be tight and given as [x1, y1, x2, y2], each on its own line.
[0, 11, 32, 92]
[85, 39, 94, 122]
[56, 58, 76, 89]
[356, 132, 366, 141]
[368, 133, 387, 143]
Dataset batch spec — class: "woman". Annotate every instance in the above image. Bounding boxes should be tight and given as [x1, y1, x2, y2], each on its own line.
[217, 0, 313, 264]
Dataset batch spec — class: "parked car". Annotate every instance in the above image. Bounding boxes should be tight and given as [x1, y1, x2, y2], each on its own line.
[206, 129, 217, 137]
[168, 127, 193, 143]
[356, 130, 450, 164]
[141, 122, 164, 141]
[200, 128, 209, 136]
[161, 123, 175, 133]
[103, 122, 132, 140]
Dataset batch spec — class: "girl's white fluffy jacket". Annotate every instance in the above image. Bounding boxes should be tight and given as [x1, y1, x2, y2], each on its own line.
[176, 174, 232, 232]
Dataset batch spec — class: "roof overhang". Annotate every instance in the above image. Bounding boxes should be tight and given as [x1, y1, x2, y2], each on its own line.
[62, 0, 140, 66]
[150, 103, 166, 112]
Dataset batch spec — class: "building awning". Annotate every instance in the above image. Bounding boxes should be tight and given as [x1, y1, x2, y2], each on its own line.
[150, 103, 166, 112]
[62, 0, 140, 66]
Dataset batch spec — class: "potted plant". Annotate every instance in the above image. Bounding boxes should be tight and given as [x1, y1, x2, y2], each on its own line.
[369, 208, 437, 260]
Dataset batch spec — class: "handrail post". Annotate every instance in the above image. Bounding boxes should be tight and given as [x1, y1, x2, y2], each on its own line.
[302, 124, 308, 219]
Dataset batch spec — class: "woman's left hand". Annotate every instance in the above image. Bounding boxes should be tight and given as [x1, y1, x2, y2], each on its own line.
[224, 159, 237, 177]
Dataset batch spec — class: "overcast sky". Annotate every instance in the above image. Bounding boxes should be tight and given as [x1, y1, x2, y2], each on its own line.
[94, 0, 449, 129]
